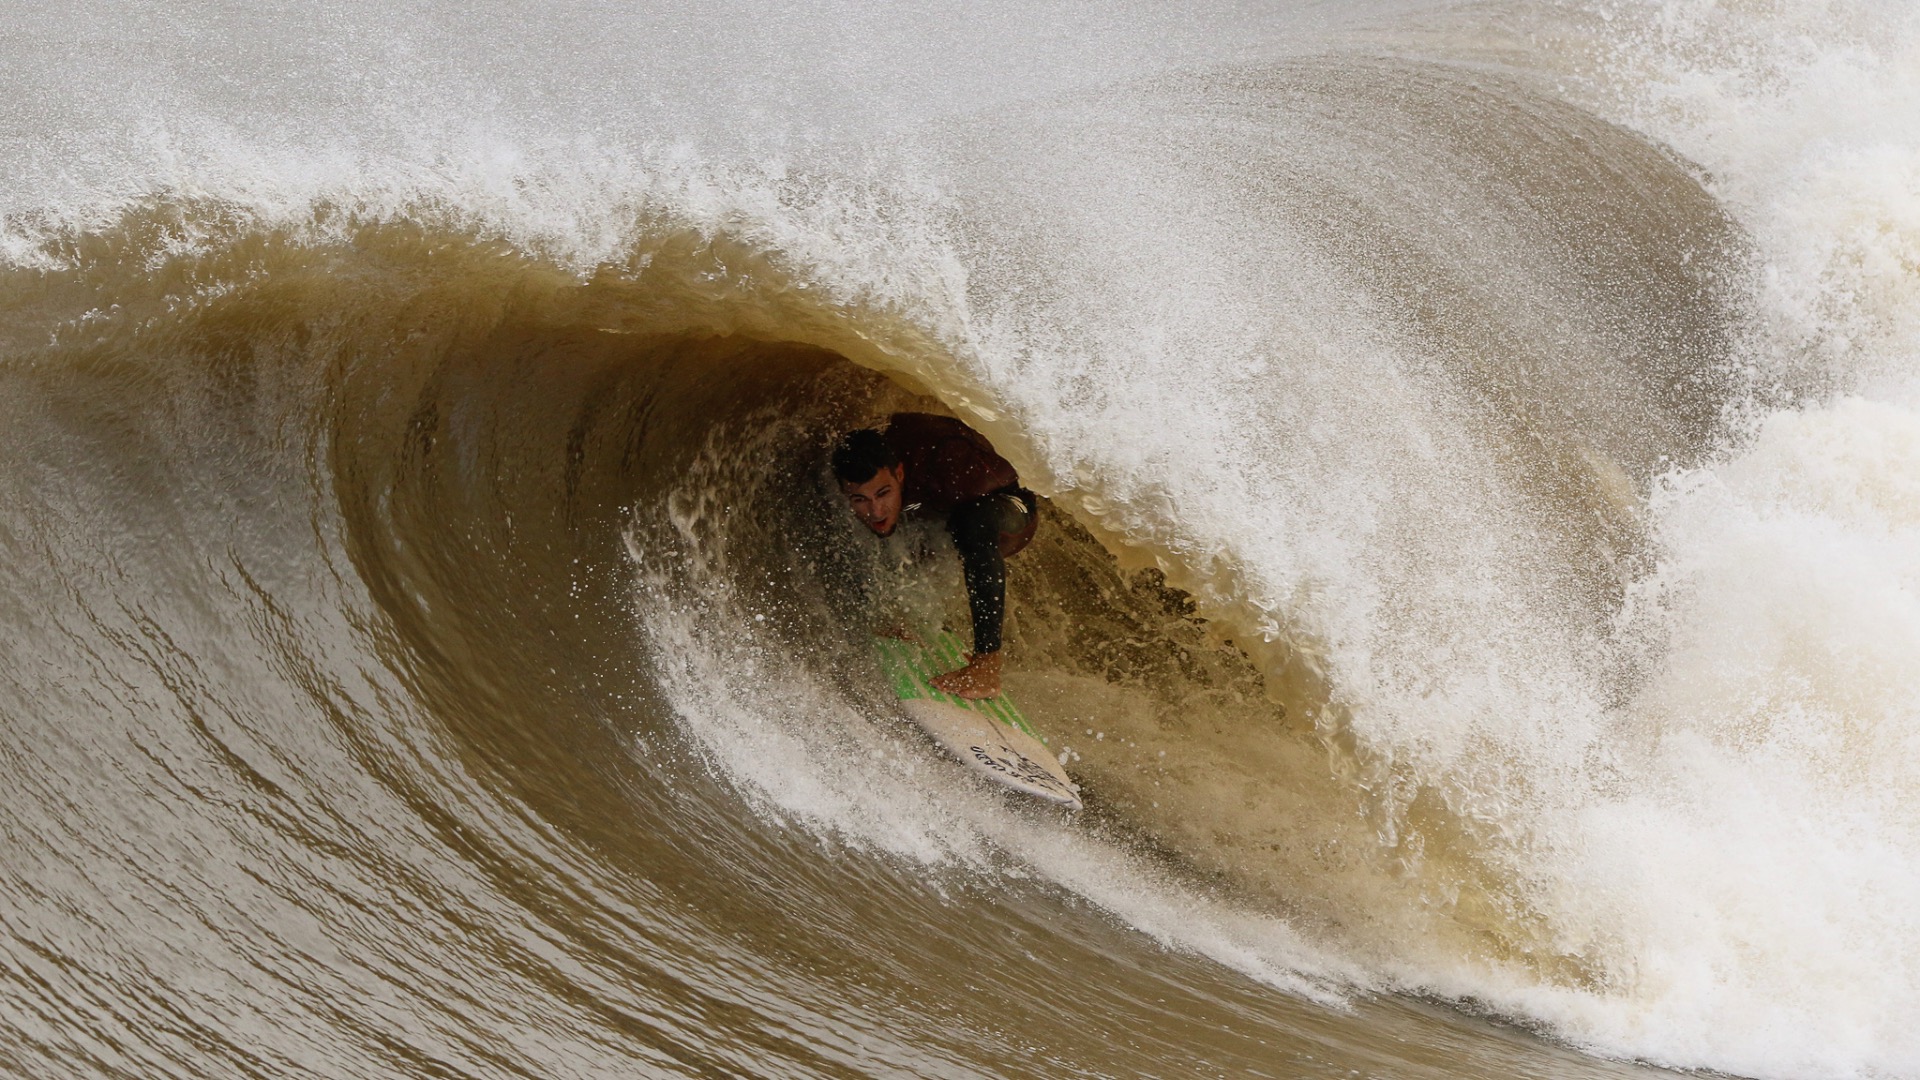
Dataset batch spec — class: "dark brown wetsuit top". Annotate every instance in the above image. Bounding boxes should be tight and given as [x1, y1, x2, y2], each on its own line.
[881, 413, 1037, 653]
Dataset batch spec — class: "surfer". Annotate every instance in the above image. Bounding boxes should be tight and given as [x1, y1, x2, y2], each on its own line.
[832, 413, 1038, 700]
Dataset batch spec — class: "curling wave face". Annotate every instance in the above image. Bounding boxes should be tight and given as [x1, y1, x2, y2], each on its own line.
[0, 192, 1647, 1078]
[4, 2, 1919, 1076]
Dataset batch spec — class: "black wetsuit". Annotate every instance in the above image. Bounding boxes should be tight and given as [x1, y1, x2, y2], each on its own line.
[882, 413, 1037, 656]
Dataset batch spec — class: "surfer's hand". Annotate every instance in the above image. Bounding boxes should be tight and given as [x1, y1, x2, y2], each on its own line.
[932, 651, 1003, 700]
[877, 621, 920, 644]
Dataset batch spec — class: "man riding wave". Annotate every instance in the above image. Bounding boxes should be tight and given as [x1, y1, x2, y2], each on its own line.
[832, 413, 1037, 700]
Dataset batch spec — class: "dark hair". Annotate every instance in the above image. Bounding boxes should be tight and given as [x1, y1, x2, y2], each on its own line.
[831, 428, 899, 484]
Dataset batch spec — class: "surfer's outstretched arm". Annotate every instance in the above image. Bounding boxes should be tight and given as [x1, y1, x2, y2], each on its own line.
[948, 495, 1013, 655]
[936, 492, 1030, 698]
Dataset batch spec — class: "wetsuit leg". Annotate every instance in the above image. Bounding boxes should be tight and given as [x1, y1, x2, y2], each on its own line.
[947, 493, 1032, 656]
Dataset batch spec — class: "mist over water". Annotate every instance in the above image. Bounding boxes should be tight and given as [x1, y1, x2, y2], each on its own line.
[4, 1, 1919, 1078]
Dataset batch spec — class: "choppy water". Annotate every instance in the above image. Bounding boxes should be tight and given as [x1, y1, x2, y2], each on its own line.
[5, 2, 1920, 1078]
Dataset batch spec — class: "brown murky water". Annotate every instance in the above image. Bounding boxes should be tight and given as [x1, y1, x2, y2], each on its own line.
[7, 8, 1856, 1076]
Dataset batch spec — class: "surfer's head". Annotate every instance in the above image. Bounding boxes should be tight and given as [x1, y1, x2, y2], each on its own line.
[832, 429, 905, 538]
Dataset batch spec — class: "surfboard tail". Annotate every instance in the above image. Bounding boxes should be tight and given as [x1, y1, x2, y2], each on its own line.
[876, 634, 1080, 811]
[874, 633, 1045, 741]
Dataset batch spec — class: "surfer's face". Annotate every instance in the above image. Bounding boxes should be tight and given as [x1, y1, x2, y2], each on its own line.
[841, 465, 904, 537]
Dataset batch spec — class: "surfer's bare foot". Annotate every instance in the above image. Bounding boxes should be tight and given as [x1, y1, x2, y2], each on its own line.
[932, 651, 1002, 699]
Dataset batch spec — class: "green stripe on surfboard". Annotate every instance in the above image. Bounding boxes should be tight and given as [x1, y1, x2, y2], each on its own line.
[872, 632, 1043, 742]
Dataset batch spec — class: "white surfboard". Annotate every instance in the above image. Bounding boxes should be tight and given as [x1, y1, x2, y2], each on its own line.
[874, 633, 1082, 811]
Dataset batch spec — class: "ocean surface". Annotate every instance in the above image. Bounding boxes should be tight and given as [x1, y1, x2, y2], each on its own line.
[5, 1, 1920, 1077]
